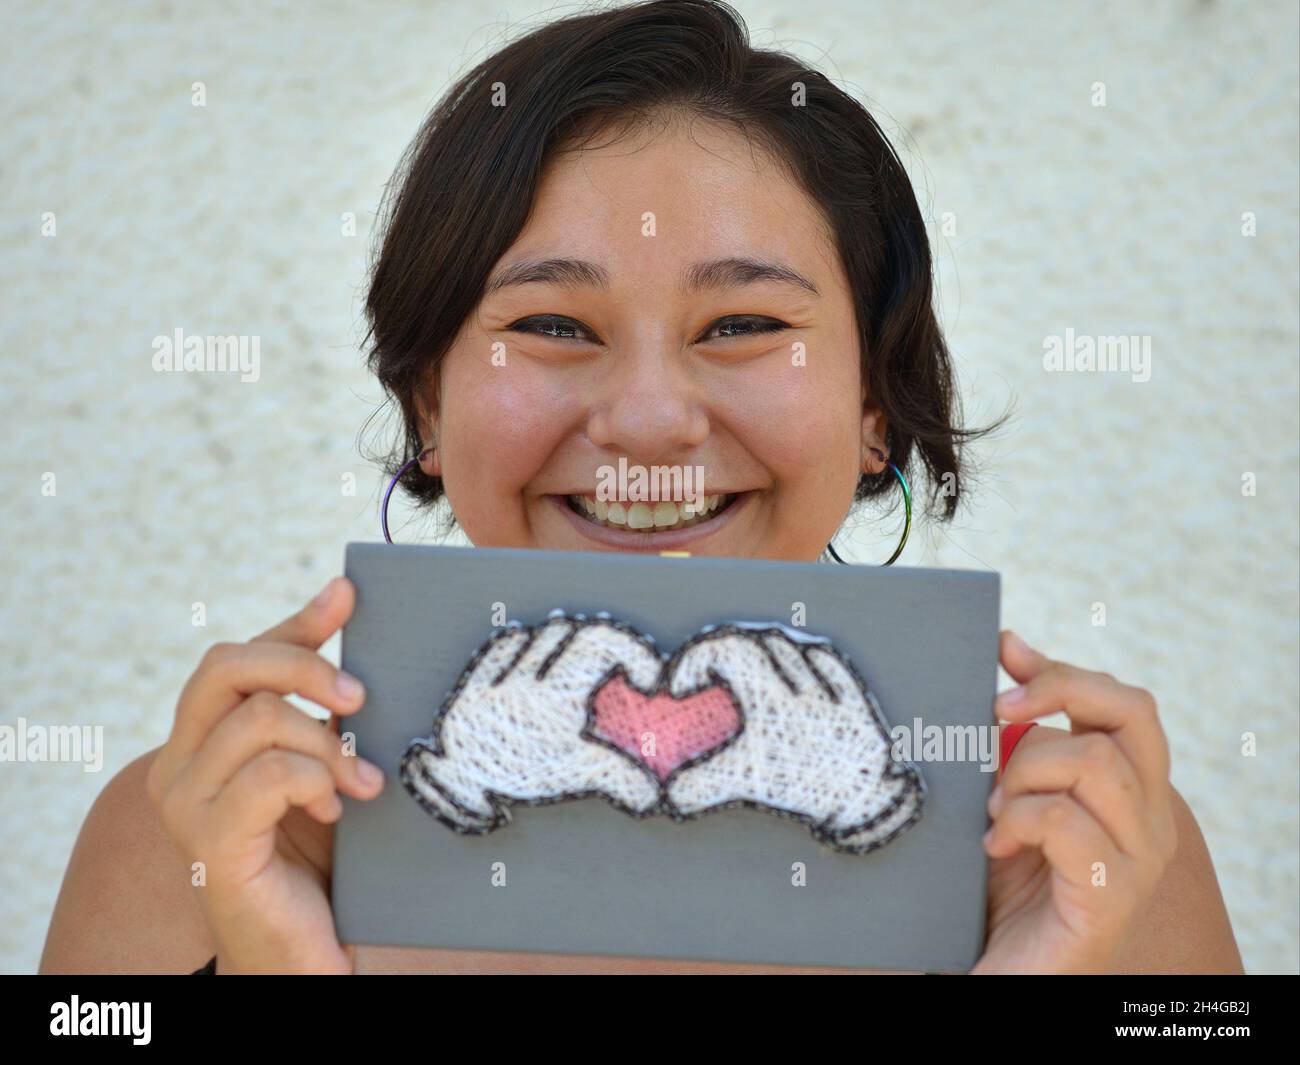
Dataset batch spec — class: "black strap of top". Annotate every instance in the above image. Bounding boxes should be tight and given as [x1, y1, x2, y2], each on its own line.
[191, 954, 217, 975]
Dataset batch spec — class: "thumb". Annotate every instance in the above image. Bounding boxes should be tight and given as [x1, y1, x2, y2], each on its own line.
[999, 629, 1053, 685]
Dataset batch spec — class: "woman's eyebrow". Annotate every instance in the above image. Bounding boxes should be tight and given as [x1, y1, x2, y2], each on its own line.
[483, 257, 609, 295]
[482, 256, 819, 297]
[683, 257, 820, 297]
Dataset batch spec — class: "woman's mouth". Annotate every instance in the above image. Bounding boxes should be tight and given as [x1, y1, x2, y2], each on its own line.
[566, 493, 737, 532]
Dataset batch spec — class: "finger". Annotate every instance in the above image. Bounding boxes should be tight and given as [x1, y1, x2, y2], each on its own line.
[513, 616, 579, 678]
[669, 631, 774, 699]
[401, 742, 498, 831]
[985, 793, 1124, 892]
[251, 576, 356, 649]
[148, 580, 359, 807]
[757, 631, 820, 694]
[459, 627, 532, 692]
[550, 619, 661, 690]
[999, 629, 1056, 686]
[991, 733, 1146, 857]
[995, 664, 1169, 795]
[172, 642, 367, 760]
[209, 750, 342, 842]
[804, 645, 867, 704]
[172, 692, 385, 805]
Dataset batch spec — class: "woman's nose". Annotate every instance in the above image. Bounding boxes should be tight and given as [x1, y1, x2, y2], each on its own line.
[585, 342, 709, 463]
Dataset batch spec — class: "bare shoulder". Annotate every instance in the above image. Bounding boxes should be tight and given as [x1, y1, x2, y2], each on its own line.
[40, 746, 215, 974]
[1007, 723, 1243, 973]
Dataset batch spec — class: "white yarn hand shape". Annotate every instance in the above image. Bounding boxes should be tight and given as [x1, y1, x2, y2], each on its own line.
[401, 616, 663, 833]
[664, 626, 925, 853]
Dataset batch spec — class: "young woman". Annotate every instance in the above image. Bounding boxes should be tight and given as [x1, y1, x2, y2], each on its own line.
[41, 0, 1241, 974]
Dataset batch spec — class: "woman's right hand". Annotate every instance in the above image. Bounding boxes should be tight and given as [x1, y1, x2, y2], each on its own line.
[145, 576, 384, 974]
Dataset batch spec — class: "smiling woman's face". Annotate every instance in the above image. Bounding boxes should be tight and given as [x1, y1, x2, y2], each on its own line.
[428, 114, 886, 561]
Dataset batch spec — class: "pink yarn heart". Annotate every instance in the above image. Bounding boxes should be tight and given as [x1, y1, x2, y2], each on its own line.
[592, 673, 741, 781]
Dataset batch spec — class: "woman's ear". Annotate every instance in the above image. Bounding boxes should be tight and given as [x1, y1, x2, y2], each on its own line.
[861, 406, 889, 474]
[414, 395, 441, 477]
[419, 436, 441, 477]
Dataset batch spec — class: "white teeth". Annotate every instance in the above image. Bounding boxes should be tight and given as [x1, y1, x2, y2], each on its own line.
[652, 501, 679, 527]
[569, 494, 734, 532]
[626, 502, 654, 529]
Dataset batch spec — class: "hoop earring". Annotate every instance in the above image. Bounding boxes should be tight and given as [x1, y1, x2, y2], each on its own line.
[826, 460, 912, 566]
[381, 446, 435, 544]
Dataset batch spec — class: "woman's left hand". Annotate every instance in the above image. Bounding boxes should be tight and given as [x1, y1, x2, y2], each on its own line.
[972, 631, 1178, 974]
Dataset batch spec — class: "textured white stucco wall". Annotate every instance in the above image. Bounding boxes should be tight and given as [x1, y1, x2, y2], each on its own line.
[2, 0, 1296, 973]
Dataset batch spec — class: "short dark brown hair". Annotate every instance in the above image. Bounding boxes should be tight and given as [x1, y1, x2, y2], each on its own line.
[365, 0, 995, 524]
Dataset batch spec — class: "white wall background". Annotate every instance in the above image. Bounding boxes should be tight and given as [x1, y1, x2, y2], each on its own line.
[2, 0, 1296, 973]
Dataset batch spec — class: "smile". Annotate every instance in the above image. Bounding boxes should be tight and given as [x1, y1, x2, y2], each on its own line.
[566, 493, 737, 533]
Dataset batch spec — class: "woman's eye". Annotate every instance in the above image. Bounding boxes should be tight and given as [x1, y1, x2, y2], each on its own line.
[701, 316, 789, 341]
[508, 315, 596, 342]
[507, 314, 788, 344]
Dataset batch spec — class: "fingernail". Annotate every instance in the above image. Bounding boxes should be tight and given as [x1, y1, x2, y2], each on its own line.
[315, 578, 338, 608]
[335, 671, 365, 701]
[988, 786, 1003, 815]
[982, 826, 995, 845]
[357, 759, 384, 788]
[1008, 631, 1032, 656]
[1000, 685, 1027, 707]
